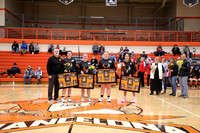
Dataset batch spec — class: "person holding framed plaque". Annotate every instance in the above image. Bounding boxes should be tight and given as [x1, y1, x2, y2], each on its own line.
[98, 51, 116, 102]
[77, 53, 92, 102]
[121, 54, 137, 103]
[61, 51, 77, 102]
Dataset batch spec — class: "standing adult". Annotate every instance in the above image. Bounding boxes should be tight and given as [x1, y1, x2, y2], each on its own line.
[77, 54, 92, 102]
[62, 51, 77, 102]
[150, 57, 164, 95]
[179, 54, 190, 98]
[47, 49, 64, 102]
[138, 57, 145, 87]
[98, 51, 115, 102]
[161, 57, 168, 94]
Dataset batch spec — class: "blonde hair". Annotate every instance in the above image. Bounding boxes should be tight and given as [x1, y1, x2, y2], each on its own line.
[104, 51, 109, 54]
[154, 57, 160, 61]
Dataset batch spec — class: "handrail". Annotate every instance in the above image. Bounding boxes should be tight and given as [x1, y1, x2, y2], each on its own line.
[0, 27, 199, 42]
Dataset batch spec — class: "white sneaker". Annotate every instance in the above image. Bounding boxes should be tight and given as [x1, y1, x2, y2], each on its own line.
[48, 100, 54, 103]
[98, 97, 103, 102]
[107, 97, 111, 102]
[61, 97, 67, 102]
[67, 97, 72, 102]
[81, 97, 84, 102]
[88, 98, 92, 102]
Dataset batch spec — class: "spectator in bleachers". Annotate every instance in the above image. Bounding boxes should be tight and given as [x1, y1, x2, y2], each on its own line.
[119, 47, 124, 53]
[179, 54, 190, 98]
[34, 43, 40, 54]
[172, 44, 181, 56]
[99, 44, 105, 55]
[168, 58, 179, 96]
[29, 42, 35, 54]
[55, 45, 60, 50]
[60, 47, 67, 58]
[186, 55, 192, 65]
[118, 51, 124, 63]
[138, 57, 145, 87]
[131, 51, 136, 58]
[21, 41, 28, 55]
[141, 51, 147, 59]
[123, 47, 129, 55]
[7, 63, 20, 78]
[48, 43, 54, 54]
[161, 57, 168, 94]
[130, 53, 136, 63]
[109, 52, 117, 63]
[23, 66, 34, 84]
[156, 44, 164, 56]
[183, 44, 192, 58]
[91, 56, 98, 67]
[92, 43, 99, 55]
[189, 62, 200, 89]
[35, 66, 43, 84]
[11, 41, 19, 54]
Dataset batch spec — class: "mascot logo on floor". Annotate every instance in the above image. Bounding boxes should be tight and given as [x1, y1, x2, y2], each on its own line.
[0, 96, 199, 133]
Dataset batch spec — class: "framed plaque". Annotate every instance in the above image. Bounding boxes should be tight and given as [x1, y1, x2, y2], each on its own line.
[119, 76, 140, 93]
[96, 68, 116, 83]
[58, 72, 78, 89]
[77, 74, 94, 89]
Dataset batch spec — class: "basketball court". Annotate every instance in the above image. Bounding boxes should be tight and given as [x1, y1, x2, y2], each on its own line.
[0, 85, 199, 133]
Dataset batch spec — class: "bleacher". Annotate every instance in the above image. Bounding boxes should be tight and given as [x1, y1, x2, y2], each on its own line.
[1, 51, 199, 84]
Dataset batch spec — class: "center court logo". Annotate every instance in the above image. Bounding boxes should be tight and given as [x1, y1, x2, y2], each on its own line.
[0, 97, 199, 133]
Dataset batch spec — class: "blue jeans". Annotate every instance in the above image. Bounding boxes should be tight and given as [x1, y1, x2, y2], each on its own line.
[169, 76, 177, 94]
[179, 76, 188, 97]
[93, 50, 98, 55]
[23, 75, 33, 83]
[162, 77, 167, 90]
[12, 48, 19, 54]
[100, 51, 104, 55]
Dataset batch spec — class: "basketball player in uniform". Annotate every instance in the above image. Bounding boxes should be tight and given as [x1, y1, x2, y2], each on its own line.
[98, 51, 116, 102]
[121, 54, 137, 103]
[77, 53, 92, 102]
[62, 51, 76, 102]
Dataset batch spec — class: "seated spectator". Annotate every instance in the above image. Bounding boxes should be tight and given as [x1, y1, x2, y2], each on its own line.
[156, 44, 165, 56]
[55, 44, 60, 50]
[29, 42, 35, 54]
[109, 52, 117, 63]
[99, 44, 105, 55]
[118, 51, 124, 63]
[186, 55, 192, 65]
[92, 43, 100, 55]
[91, 56, 98, 67]
[11, 41, 19, 54]
[48, 43, 54, 54]
[145, 55, 153, 66]
[21, 41, 28, 55]
[130, 53, 136, 63]
[34, 43, 40, 54]
[141, 51, 147, 59]
[172, 44, 181, 56]
[189, 62, 200, 89]
[35, 67, 43, 84]
[123, 47, 129, 54]
[23, 66, 34, 84]
[60, 47, 67, 57]
[131, 51, 136, 58]
[183, 44, 192, 58]
[7, 63, 20, 78]
[119, 47, 124, 53]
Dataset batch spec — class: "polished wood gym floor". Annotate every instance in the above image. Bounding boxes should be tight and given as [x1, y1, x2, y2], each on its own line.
[0, 84, 199, 133]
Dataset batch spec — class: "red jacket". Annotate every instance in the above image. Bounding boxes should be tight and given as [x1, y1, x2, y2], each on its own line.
[146, 64, 151, 75]
[130, 57, 136, 63]
[99, 46, 105, 52]
[157, 47, 162, 52]
[139, 61, 146, 73]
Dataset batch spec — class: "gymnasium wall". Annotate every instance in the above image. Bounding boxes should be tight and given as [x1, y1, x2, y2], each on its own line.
[0, 0, 5, 26]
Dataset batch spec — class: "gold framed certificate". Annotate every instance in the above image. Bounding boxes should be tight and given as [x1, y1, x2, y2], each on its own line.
[96, 68, 116, 83]
[77, 74, 94, 89]
[58, 72, 78, 89]
[119, 76, 140, 93]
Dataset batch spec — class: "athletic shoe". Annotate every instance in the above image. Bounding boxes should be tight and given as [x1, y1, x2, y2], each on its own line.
[149, 93, 153, 95]
[121, 98, 127, 103]
[169, 93, 174, 96]
[48, 100, 54, 103]
[81, 97, 84, 102]
[55, 99, 61, 102]
[61, 97, 67, 102]
[178, 95, 184, 97]
[67, 97, 72, 102]
[87, 98, 92, 102]
[98, 97, 103, 102]
[132, 99, 136, 103]
[183, 96, 188, 98]
[107, 97, 111, 102]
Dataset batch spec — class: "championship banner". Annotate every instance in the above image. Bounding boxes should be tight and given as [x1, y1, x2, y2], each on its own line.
[77, 74, 94, 89]
[119, 76, 140, 93]
[96, 68, 116, 83]
[58, 72, 78, 89]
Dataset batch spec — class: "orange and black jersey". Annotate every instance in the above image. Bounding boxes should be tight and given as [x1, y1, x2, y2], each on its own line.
[99, 58, 115, 69]
[77, 61, 92, 74]
[122, 60, 137, 76]
[63, 57, 76, 72]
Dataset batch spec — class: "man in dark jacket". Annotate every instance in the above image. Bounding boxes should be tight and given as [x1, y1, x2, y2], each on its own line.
[47, 49, 64, 102]
[172, 44, 181, 56]
[7, 63, 21, 78]
[179, 54, 190, 98]
[11, 41, 19, 54]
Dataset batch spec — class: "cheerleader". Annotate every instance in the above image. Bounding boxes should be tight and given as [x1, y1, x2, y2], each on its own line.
[98, 51, 115, 102]
[62, 51, 77, 102]
[77, 54, 92, 102]
[121, 54, 137, 103]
